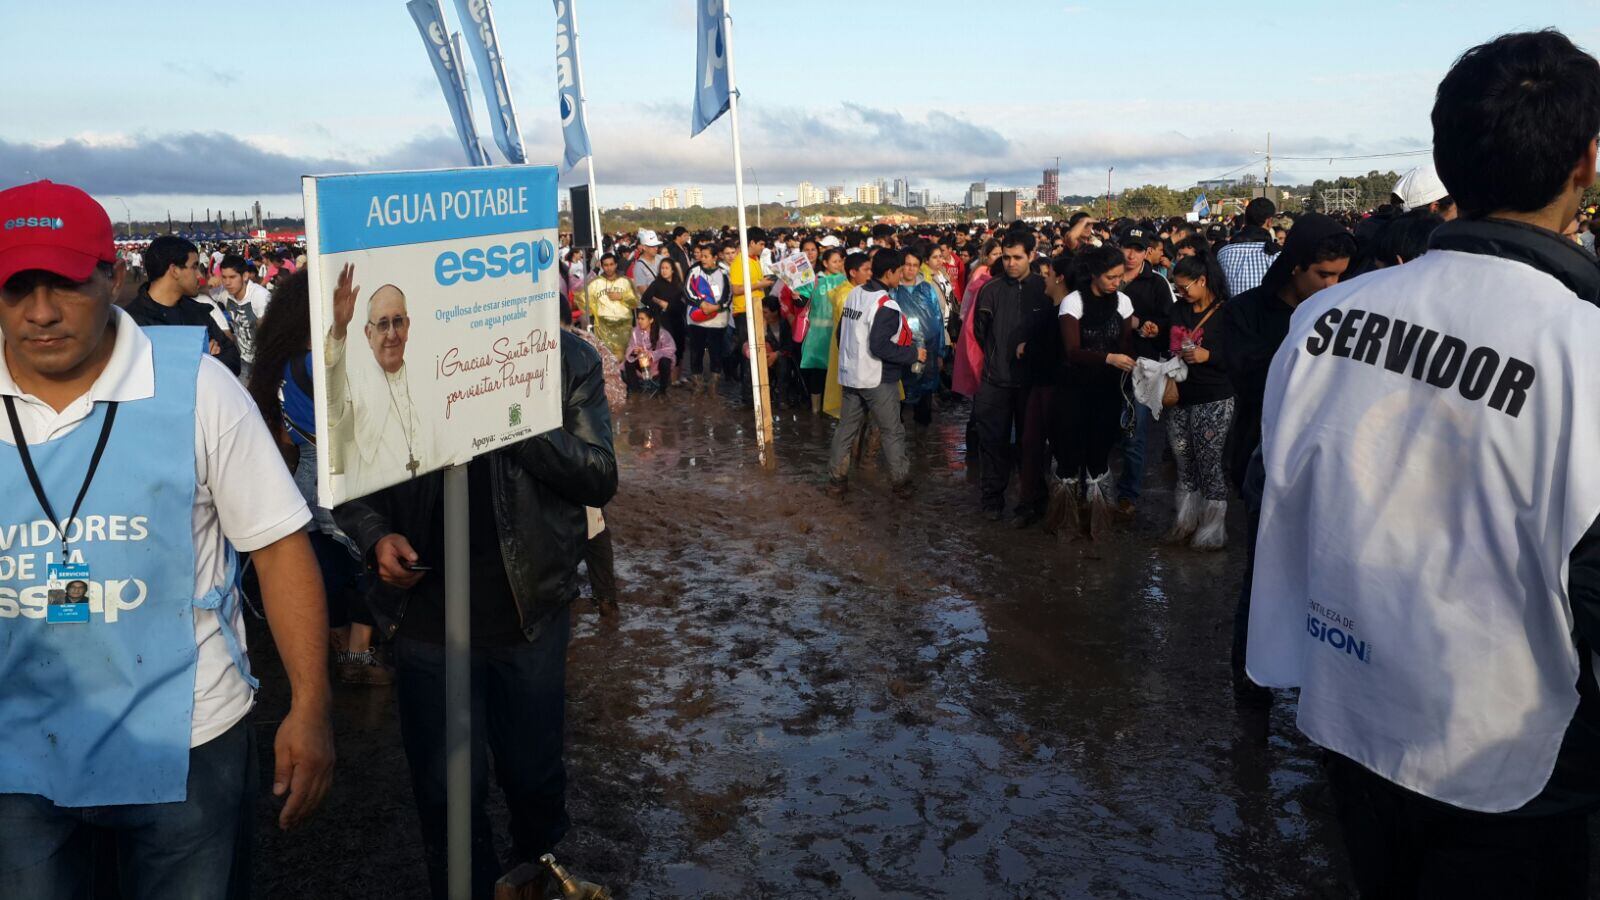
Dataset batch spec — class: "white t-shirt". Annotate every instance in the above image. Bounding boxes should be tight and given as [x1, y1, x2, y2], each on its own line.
[1058, 290, 1134, 320]
[0, 309, 312, 747]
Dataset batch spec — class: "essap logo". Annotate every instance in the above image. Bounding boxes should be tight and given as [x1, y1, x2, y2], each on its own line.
[4, 216, 65, 231]
[435, 237, 556, 286]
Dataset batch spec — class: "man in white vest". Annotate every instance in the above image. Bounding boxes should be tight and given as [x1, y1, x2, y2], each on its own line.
[1248, 30, 1600, 897]
[827, 249, 924, 497]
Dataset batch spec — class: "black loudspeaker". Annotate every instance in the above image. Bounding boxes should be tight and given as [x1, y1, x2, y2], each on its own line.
[986, 191, 1018, 224]
[570, 186, 594, 249]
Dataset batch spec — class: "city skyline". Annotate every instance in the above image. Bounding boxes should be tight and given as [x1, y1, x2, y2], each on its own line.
[8, 2, 1598, 218]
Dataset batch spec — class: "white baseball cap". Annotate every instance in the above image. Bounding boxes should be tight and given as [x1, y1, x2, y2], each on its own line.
[818, 235, 842, 248]
[1393, 163, 1449, 212]
[637, 229, 664, 247]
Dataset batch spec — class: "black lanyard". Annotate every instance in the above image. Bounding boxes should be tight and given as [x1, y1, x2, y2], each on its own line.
[4, 396, 119, 560]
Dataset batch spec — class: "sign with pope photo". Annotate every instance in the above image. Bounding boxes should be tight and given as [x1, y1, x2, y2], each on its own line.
[304, 164, 563, 507]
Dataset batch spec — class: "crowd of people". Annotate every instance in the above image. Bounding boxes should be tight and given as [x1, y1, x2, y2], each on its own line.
[556, 174, 1467, 547]
[5, 25, 1600, 900]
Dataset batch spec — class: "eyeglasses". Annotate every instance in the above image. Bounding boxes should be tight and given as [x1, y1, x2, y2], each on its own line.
[368, 315, 410, 334]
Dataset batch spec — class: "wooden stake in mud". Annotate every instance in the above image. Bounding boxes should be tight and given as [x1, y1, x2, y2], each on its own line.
[722, 0, 776, 470]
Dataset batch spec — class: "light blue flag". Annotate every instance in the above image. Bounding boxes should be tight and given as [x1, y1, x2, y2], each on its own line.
[691, 0, 730, 137]
[552, 0, 591, 171]
[407, 0, 491, 166]
[1193, 192, 1211, 219]
[454, 0, 525, 164]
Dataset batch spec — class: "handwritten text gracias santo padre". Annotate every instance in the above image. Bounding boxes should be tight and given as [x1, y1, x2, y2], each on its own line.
[435, 327, 558, 418]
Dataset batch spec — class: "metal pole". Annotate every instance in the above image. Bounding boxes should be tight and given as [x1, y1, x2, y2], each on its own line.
[748, 167, 761, 228]
[112, 197, 131, 238]
[569, 0, 603, 250]
[723, 0, 775, 470]
[443, 464, 472, 900]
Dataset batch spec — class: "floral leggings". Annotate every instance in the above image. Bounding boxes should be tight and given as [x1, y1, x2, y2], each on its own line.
[1166, 397, 1235, 501]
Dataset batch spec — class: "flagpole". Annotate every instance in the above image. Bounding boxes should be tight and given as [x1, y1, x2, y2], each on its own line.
[722, 0, 775, 470]
[569, 0, 603, 249]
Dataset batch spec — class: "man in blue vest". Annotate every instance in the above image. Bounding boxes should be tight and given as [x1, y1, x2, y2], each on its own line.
[0, 180, 335, 899]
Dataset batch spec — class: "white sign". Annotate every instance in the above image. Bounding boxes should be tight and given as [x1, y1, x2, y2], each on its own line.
[304, 165, 564, 506]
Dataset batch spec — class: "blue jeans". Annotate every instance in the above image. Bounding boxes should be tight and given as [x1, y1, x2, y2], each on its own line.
[394, 610, 571, 900]
[0, 717, 257, 900]
[1117, 403, 1153, 502]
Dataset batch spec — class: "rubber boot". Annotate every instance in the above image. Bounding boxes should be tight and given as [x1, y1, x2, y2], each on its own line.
[1192, 499, 1228, 551]
[1166, 489, 1202, 544]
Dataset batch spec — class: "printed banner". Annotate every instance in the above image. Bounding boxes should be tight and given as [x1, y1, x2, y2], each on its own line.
[454, 0, 526, 164]
[775, 252, 815, 290]
[552, 0, 592, 171]
[407, 0, 492, 167]
[691, 0, 730, 136]
[303, 165, 563, 507]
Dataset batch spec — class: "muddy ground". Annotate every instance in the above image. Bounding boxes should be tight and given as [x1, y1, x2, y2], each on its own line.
[243, 387, 1596, 899]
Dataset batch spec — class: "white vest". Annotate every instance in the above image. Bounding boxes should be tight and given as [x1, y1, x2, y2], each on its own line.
[837, 284, 908, 389]
[1249, 249, 1600, 811]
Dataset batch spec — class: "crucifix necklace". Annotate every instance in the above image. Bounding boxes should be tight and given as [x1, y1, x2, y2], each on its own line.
[384, 371, 420, 476]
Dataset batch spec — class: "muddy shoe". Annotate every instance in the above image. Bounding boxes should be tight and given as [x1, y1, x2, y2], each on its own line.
[596, 596, 620, 626]
[1012, 502, 1044, 529]
[337, 649, 395, 686]
[891, 480, 915, 499]
[825, 478, 848, 499]
[1116, 498, 1137, 519]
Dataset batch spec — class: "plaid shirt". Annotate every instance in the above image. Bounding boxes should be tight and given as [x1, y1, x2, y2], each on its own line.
[1217, 240, 1277, 295]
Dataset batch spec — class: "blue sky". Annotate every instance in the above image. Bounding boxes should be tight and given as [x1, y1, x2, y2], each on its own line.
[5, 0, 1599, 219]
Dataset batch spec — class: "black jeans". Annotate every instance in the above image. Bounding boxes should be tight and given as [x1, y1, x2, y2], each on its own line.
[973, 382, 1029, 512]
[1326, 752, 1590, 899]
[723, 314, 748, 381]
[310, 530, 372, 629]
[394, 613, 571, 900]
[584, 528, 615, 604]
[1052, 378, 1124, 481]
[686, 326, 726, 378]
[1232, 503, 1261, 677]
[622, 360, 672, 395]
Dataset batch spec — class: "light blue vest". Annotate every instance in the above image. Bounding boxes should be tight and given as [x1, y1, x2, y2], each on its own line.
[0, 327, 247, 807]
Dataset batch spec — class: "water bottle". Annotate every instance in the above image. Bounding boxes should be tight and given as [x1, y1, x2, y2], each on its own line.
[911, 337, 926, 376]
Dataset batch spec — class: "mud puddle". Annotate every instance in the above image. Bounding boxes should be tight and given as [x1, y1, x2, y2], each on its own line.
[244, 384, 1553, 898]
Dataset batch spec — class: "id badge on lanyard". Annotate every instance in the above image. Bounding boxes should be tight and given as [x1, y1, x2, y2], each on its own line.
[4, 397, 118, 625]
[46, 562, 92, 624]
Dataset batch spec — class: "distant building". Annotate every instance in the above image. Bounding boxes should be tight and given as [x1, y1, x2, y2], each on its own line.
[647, 197, 663, 210]
[660, 187, 679, 210]
[685, 187, 704, 208]
[856, 183, 882, 204]
[965, 181, 988, 209]
[826, 185, 846, 204]
[1039, 168, 1060, 206]
[621, 202, 638, 211]
[892, 177, 909, 206]
[797, 181, 826, 206]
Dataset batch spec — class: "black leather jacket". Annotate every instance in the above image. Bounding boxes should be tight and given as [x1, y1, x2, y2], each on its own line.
[333, 332, 617, 641]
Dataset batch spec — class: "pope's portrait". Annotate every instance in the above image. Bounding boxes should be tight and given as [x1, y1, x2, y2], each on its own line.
[325, 262, 435, 499]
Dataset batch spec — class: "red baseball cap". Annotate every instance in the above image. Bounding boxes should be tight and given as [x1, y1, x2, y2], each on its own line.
[0, 180, 116, 288]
